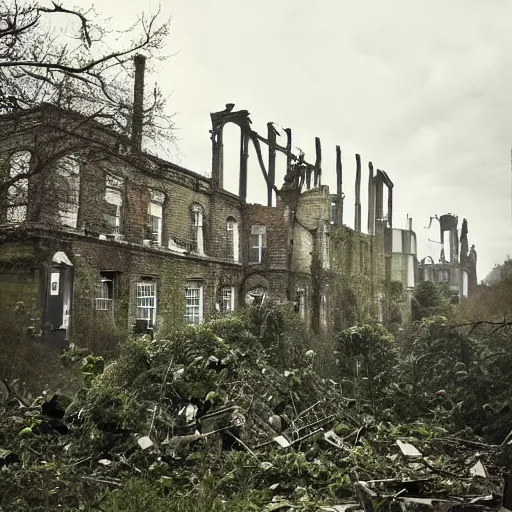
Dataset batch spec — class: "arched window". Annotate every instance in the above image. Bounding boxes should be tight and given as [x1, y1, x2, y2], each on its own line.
[6, 151, 30, 225]
[249, 225, 267, 263]
[226, 217, 239, 262]
[191, 204, 204, 255]
[55, 156, 80, 228]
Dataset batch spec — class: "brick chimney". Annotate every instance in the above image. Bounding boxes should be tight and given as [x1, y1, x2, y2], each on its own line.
[131, 54, 146, 152]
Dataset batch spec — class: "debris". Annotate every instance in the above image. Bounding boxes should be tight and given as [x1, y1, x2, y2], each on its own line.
[274, 435, 291, 448]
[137, 436, 154, 450]
[469, 460, 488, 478]
[396, 439, 422, 458]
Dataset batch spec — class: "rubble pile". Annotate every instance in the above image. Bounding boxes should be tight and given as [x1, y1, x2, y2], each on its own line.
[1, 314, 510, 511]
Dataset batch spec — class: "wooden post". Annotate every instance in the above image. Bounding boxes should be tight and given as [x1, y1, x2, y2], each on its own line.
[336, 145, 343, 226]
[267, 122, 277, 206]
[355, 154, 361, 232]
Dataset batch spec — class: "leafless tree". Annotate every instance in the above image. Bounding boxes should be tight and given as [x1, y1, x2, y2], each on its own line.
[0, 0, 175, 147]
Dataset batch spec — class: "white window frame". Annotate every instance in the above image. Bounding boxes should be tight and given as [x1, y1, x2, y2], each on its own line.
[227, 218, 239, 262]
[105, 174, 124, 234]
[136, 281, 157, 326]
[96, 277, 114, 311]
[250, 225, 267, 263]
[148, 190, 165, 245]
[221, 286, 235, 313]
[185, 280, 203, 324]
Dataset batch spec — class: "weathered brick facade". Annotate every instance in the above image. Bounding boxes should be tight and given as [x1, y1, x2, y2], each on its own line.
[0, 102, 407, 348]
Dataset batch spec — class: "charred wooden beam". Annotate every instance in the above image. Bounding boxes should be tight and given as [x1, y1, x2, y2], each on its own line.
[375, 169, 384, 223]
[314, 136, 322, 187]
[239, 133, 249, 201]
[367, 162, 375, 234]
[285, 128, 292, 174]
[355, 154, 362, 232]
[267, 122, 277, 206]
[336, 145, 343, 226]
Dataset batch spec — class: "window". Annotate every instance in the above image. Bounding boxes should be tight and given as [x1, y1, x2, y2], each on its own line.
[191, 204, 204, 255]
[250, 225, 267, 263]
[245, 288, 266, 306]
[96, 272, 115, 311]
[330, 202, 336, 225]
[296, 289, 306, 318]
[221, 286, 235, 313]
[148, 190, 165, 244]
[105, 174, 124, 234]
[185, 281, 203, 324]
[55, 156, 80, 228]
[226, 217, 239, 262]
[6, 151, 30, 225]
[438, 270, 449, 282]
[136, 281, 156, 326]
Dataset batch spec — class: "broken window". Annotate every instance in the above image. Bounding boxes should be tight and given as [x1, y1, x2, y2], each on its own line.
[104, 174, 124, 234]
[295, 289, 306, 318]
[438, 270, 449, 282]
[185, 280, 203, 324]
[148, 190, 165, 245]
[5, 151, 30, 225]
[96, 272, 116, 312]
[136, 280, 156, 327]
[250, 225, 267, 263]
[55, 156, 80, 228]
[245, 287, 266, 306]
[191, 204, 204, 255]
[226, 217, 239, 262]
[221, 286, 235, 313]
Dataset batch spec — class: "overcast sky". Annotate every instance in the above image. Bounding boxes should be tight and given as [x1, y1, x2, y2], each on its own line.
[82, 0, 512, 278]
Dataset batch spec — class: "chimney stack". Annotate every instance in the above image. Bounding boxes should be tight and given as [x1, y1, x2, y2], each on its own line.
[131, 54, 146, 152]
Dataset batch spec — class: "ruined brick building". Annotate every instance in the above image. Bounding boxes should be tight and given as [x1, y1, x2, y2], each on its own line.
[418, 214, 478, 300]
[0, 57, 440, 348]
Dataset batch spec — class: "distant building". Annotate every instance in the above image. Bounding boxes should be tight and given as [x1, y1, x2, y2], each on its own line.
[417, 214, 477, 301]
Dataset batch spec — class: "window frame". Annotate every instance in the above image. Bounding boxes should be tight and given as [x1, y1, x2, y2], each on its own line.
[95, 271, 116, 312]
[104, 174, 124, 235]
[221, 286, 235, 313]
[191, 204, 204, 255]
[136, 280, 157, 327]
[148, 190, 165, 245]
[185, 280, 204, 324]
[226, 217, 239, 262]
[5, 151, 30, 226]
[55, 156, 81, 229]
[249, 225, 267, 264]
[296, 288, 306, 318]
[438, 270, 449, 282]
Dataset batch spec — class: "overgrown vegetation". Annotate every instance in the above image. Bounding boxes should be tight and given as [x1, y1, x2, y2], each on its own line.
[2, 271, 512, 510]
